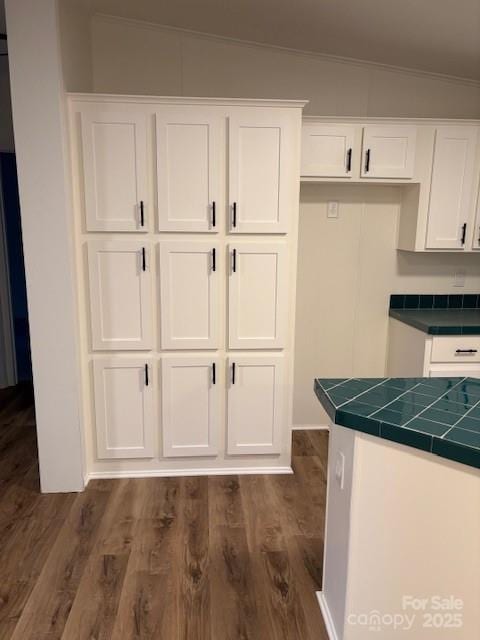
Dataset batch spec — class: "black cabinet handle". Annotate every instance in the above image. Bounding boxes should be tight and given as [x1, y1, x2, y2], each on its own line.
[212, 247, 216, 272]
[346, 148, 352, 173]
[364, 149, 371, 173]
[141, 247, 146, 271]
[232, 202, 237, 228]
[455, 349, 478, 354]
[232, 248, 236, 273]
[144, 363, 149, 386]
[461, 222, 467, 245]
[478, 226, 480, 246]
[232, 362, 236, 385]
[140, 201, 145, 227]
[212, 201, 216, 228]
[212, 362, 216, 385]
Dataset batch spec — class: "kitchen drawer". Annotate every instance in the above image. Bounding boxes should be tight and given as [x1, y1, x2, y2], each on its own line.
[430, 336, 480, 363]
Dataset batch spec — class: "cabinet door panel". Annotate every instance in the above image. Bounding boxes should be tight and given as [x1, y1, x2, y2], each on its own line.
[93, 357, 155, 459]
[227, 355, 285, 454]
[229, 110, 295, 233]
[156, 107, 221, 232]
[159, 241, 219, 349]
[429, 365, 480, 379]
[426, 127, 478, 250]
[474, 185, 480, 250]
[80, 108, 148, 232]
[229, 243, 287, 349]
[162, 356, 219, 457]
[361, 126, 416, 178]
[88, 241, 153, 351]
[301, 124, 355, 177]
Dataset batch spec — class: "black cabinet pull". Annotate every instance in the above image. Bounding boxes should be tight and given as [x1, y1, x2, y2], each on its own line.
[461, 222, 467, 245]
[232, 362, 236, 385]
[478, 226, 480, 246]
[141, 247, 146, 271]
[232, 202, 237, 228]
[140, 201, 145, 227]
[232, 248, 237, 273]
[144, 363, 149, 386]
[455, 349, 478, 354]
[212, 201, 216, 228]
[364, 149, 370, 173]
[346, 148, 352, 172]
[212, 247, 216, 272]
[212, 362, 216, 385]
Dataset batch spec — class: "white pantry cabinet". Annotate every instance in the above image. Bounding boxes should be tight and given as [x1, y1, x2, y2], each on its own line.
[229, 109, 296, 233]
[87, 240, 153, 351]
[361, 125, 417, 179]
[228, 242, 288, 349]
[159, 241, 220, 349]
[156, 107, 221, 232]
[425, 127, 478, 250]
[80, 106, 149, 232]
[227, 355, 286, 454]
[93, 357, 155, 459]
[161, 356, 220, 457]
[301, 124, 355, 178]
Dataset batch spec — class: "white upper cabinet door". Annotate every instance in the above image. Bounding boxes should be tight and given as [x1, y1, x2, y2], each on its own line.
[93, 357, 155, 459]
[228, 242, 288, 349]
[156, 107, 221, 232]
[426, 127, 478, 250]
[301, 124, 356, 177]
[80, 107, 148, 232]
[227, 355, 285, 455]
[228, 109, 295, 233]
[162, 356, 220, 457]
[159, 241, 219, 349]
[471, 183, 480, 250]
[88, 240, 153, 351]
[361, 126, 417, 179]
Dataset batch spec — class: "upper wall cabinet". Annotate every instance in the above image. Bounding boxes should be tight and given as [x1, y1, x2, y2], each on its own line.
[156, 107, 221, 232]
[88, 240, 153, 351]
[301, 124, 355, 178]
[361, 126, 417, 179]
[229, 109, 296, 233]
[80, 106, 149, 232]
[425, 127, 478, 250]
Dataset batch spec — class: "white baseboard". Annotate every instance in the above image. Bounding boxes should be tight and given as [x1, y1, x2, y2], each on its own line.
[316, 592, 339, 640]
[292, 424, 330, 430]
[87, 465, 294, 481]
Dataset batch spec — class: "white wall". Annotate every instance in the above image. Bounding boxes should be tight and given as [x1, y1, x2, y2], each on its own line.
[57, 0, 93, 92]
[5, 0, 84, 491]
[0, 57, 14, 151]
[90, 15, 480, 119]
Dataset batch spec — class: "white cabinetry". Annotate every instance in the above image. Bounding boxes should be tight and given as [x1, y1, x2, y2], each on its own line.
[361, 125, 416, 179]
[159, 241, 219, 349]
[161, 356, 220, 457]
[227, 355, 285, 454]
[93, 357, 155, 459]
[156, 107, 221, 232]
[301, 124, 355, 178]
[87, 240, 153, 351]
[228, 242, 288, 349]
[425, 127, 478, 250]
[80, 106, 148, 232]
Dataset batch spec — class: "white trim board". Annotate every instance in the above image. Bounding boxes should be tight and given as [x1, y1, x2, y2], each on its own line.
[316, 592, 340, 640]
[292, 424, 329, 431]
[86, 466, 293, 483]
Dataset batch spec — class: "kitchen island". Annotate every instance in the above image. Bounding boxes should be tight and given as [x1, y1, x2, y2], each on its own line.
[314, 376, 480, 640]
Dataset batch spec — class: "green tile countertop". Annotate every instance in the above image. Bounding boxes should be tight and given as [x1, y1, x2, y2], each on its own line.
[389, 308, 480, 335]
[314, 377, 480, 469]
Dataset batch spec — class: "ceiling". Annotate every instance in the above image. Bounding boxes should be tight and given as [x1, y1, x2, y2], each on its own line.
[82, 0, 480, 81]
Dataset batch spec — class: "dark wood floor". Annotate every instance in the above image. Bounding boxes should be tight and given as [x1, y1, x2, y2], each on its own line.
[0, 384, 329, 640]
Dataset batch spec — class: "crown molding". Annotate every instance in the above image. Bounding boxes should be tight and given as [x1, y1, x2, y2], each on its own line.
[93, 13, 480, 90]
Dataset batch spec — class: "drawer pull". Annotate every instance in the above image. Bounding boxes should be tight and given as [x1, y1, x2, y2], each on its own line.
[455, 349, 478, 354]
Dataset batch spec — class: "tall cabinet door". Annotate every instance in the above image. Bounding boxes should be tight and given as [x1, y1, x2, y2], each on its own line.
[156, 107, 221, 232]
[88, 240, 153, 350]
[93, 357, 155, 459]
[80, 107, 148, 232]
[159, 241, 220, 349]
[228, 242, 288, 349]
[426, 127, 478, 250]
[162, 356, 220, 457]
[227, 355, 285, 455]
[228, 109, 296, 233]
[361, 125, 416, 179]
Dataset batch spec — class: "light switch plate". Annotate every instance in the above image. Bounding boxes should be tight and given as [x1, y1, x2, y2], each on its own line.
[327, 201, 339, 219]
[453, 270, 466, 287]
